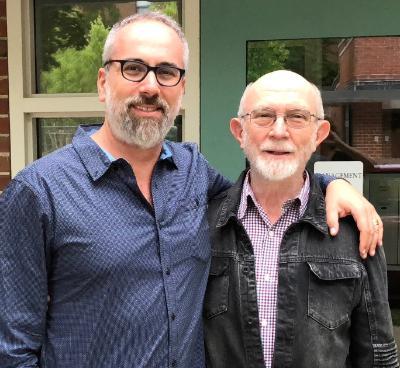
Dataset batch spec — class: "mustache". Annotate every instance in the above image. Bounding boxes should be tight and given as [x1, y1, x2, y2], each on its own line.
[259, 142, 296, 153]
[125, 95, 169, 114]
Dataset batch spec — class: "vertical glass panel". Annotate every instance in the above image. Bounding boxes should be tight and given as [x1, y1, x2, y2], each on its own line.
[247, 37, 400, 169]
[34, 0, 181, 94]
[37, 117, 183, 157]
[247, 36, 400, 266]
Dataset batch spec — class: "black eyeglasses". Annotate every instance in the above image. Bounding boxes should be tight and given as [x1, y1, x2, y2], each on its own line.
[104, 59, 185, 87]
[239, 108, 323, 129]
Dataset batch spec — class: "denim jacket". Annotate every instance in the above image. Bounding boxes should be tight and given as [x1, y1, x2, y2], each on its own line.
[204, 170, 399, 368]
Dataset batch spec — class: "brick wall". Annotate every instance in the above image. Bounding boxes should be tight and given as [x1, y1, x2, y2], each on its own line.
[338, 37, 400, 88]
[337, 39, 354, 89]
[337, 37, 400, 161]
[353, 37, 400, 81]
[351, 103, 384, 160]
[0, 0, 9, 192]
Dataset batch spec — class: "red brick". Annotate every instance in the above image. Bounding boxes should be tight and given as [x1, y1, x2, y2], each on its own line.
[0, 2, 6, 18]
[0, 78, 8, 94]
[0, 135, 9, 152]
[0, 39, 6, 57]
[0, 117, 9, 133]
[0, 58, 7, 75]
[0, 155, 9, 171]
[0, 18, 7, 37]
[0, 97, 8, 114]
[0, 174, 11, 191]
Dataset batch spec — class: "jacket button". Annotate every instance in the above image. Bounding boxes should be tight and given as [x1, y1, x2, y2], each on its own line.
[247, 319, 253, 325]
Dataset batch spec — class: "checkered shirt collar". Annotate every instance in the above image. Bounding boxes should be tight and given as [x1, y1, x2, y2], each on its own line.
[238, 170, 310, 220]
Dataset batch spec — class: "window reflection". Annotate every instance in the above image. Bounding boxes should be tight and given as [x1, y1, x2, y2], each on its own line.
[247, 36, 400, 170]
[34, 0, 180, 94]
[37, 116, 182, 158]
[247, 36, 400, 266]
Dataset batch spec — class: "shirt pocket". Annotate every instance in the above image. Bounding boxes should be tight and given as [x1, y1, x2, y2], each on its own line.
[169, 196, 210, 264]
[307, 261, 361, 330]
[203, 257, 230, 319]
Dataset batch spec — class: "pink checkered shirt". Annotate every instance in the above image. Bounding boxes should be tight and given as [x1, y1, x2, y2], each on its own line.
[237, 171, 310, 367]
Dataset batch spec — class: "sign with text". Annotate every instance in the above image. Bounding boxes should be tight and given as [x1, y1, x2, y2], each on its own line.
[314, 161, 364, 194]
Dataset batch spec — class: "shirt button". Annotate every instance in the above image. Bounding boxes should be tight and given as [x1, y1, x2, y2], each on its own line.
[260, 319, 268, 327]
[171, 313, 176, 321]
[268, 230, 274, 237]
[165, 268, 171, 276]
[264, 274, 271, 282]
[172, 360, 177, 367]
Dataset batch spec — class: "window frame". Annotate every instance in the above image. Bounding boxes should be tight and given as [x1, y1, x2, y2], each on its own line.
[7, 0, 200, 176]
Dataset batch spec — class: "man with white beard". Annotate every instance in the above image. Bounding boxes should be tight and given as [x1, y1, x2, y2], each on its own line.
[0, 13, 384, 368]
[204, 70, 398, 368]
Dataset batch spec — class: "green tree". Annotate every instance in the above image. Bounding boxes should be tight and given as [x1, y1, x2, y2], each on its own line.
[149, 2, 180, 23]
[36, 3, 119, 73]
[40, 17, 109, 93]
[247, 41, 290, 83]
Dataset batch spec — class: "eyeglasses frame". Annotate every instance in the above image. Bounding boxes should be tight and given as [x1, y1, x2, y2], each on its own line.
[103, 59, 186, 87]
[239, 108, 324, 129]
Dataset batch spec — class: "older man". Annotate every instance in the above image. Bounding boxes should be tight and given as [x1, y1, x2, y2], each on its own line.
[0, 13, 383, 368]
[204, 70, 398, 368]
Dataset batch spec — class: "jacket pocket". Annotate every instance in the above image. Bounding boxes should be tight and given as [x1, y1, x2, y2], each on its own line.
[204, 257, 229, 319]
[307, 261, 361, 329]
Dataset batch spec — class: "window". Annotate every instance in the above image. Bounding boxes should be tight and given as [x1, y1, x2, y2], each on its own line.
[247, 37, 400, 170]
[8, 0, 199, 172]
[247, 37, 400, 265]
[34, 1, 181, 94]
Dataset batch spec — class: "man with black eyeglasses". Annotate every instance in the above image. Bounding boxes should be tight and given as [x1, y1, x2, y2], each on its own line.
[204, 70, 398, 368]
[0, 12, 384, 368]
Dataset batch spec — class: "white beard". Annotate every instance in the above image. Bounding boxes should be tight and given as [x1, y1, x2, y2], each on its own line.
[105, 89, 182, 149]
[242, 130, 316, 181]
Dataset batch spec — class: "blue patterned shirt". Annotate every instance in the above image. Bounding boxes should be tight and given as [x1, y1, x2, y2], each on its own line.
[0, 125, 230, 368]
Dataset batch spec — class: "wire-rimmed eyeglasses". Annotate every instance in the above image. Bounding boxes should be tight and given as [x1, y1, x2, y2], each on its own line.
[239, 108, 323, 129]
[104, 59, 185, 87]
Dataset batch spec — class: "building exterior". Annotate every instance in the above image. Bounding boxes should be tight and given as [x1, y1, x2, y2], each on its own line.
[2, 0, 400, 284]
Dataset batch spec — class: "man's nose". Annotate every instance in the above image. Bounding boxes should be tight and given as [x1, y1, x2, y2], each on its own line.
[138, 70, 160, 96]
[268, 116, 290, 138]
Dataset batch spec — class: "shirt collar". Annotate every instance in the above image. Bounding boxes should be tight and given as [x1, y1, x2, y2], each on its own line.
[72, 124, 177, 181]
[237, 170, 310, 220]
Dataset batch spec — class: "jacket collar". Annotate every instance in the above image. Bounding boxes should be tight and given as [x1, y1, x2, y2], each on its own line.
[215, 168, 329, 235]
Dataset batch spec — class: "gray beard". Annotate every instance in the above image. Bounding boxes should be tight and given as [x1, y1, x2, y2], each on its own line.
[105, 93, 177, 149]
[242, 130, 316, 181]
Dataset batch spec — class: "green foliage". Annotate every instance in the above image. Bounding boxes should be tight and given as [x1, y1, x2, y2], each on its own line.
[40, 18, 109, 93]
[149, 2, 179, 22]
[247, 41, 290, 83]
[246, 39, 340, 88]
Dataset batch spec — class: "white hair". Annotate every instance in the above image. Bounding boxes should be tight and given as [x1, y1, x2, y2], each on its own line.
[237, 71, 325, 119]
[102, 11, 189, 70]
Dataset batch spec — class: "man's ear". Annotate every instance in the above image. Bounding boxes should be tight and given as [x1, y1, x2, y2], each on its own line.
[230, 117, 245, 148]
[181, 76, 186, 94]
[316, 120, 331, 147]
[97, 68, 107, 102]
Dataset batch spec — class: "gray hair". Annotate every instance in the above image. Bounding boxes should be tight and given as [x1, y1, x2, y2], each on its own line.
[102, 12, 189, 70]
[237, 72, 325, 119]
